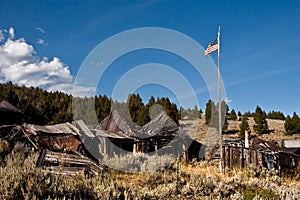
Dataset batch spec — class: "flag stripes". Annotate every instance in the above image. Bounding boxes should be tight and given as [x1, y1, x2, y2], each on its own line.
[205, 39, 218, 56]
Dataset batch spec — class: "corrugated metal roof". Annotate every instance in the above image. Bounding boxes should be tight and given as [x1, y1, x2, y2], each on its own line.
[253, 138, 282, 152]
[25, 122, 80, 135]
[138, 111, 179, 138]
[284, 140, 300, 148]
[73, 120, 95, 137]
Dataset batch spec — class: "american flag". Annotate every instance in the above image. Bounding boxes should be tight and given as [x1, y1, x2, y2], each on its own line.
[205, 39, 218, 56]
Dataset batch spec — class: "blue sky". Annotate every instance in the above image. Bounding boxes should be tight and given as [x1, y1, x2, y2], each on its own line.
[0, 0, 299, 115]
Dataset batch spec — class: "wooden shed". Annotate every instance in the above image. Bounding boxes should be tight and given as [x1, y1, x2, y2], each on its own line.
[218, 137, 300, 171]
[134, 111, 179, 153]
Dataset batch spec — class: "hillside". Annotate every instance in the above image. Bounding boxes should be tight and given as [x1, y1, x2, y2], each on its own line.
[180, 116, 300, 146]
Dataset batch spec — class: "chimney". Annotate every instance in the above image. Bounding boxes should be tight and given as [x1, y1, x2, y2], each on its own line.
[245, 129, 249, 148]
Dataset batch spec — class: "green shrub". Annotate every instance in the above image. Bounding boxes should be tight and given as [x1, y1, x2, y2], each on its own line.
[242, 188, 280, 200]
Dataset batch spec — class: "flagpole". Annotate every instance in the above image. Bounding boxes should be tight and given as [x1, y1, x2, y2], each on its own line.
[217, 26, 223, 173]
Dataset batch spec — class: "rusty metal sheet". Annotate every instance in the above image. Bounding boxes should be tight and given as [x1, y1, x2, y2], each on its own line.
[32, 134, 81, 151]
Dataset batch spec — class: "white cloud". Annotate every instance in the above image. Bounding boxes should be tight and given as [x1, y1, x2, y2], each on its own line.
[0, 27, 84, 95]
[64, 84, 95, 97]
[36, 38, 47, 46]
[3, 38, 35, 58]
[36, 27, 46, 34]
[8, 27, 14, 39]
[225, 97, 233, 103]
[0, 30, 4, 42]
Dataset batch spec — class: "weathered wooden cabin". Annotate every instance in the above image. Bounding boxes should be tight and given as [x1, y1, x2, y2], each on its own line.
[134, 111, 179, 153]
[158, 129, 203, 161]
[95, 109, 134, 157]
[24, 123, 82, 152]
[0, 101, 23, 155]
[217, 136, 300, 171]
[283, 140, 300, 155]
[95, 110, 203, 161]
[0, 119, 104, 175]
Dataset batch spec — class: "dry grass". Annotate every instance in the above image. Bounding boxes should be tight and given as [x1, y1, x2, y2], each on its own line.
[1, 117, 300, 199]
[1, 148, 299, 200]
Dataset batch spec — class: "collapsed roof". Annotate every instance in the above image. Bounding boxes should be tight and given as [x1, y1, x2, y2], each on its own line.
[137, 111, 179, 138]
[99, 109, 133, 135]
[73, 120, 95, 137]
[24, 122, 80, 136]
[252, 138, 282, 152]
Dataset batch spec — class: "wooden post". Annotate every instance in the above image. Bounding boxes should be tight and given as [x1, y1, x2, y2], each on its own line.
[245, 148, 249, 168]
[109, 141, 113, 157]
[229, 146, 233, 168]
[240, 147, 243, 169]
[225, 146, 229, 169]
[254, 150, 257, 165]
[133, 142, 137, 154]
[155, 141, 158, 151]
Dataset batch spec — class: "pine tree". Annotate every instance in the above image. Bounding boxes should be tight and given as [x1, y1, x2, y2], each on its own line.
[191, 105, 200, 119]
[128, 94, 144, 123]
[229, 109, 237, 120]
[146, 96, 156, 109]
[253, 106, 269, 135]
[205, 100, 215, 125]
[136, 106, 150, 126]
[284, 112, 300, 135]
[239, 114, 250, 137]
[199, 108, 203, 114]
[205, 99, 228, 131]
[267, 110, 285, 120]
[223, 117, 228, 131]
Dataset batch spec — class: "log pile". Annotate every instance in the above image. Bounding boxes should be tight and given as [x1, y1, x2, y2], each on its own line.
[36, 149, 104, 176]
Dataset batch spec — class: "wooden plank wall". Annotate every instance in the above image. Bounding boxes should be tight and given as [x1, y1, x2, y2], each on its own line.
[224, 146, 261, 170]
